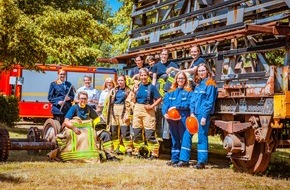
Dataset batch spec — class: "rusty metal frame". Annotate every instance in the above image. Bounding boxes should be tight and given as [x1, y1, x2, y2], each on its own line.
[128, 0, 289, 52]
[112, 23, 290, 64]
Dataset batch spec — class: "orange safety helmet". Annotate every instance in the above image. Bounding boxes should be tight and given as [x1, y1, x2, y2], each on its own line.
[167, 107, 181, 120]
[186, 116, 199, 134]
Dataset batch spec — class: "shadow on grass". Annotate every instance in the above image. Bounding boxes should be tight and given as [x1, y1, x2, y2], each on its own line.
[0, 173, 22, 183]
[159, 141, 230, 169]
[263, 149, 290, 179]
[161, 140, 290, 177]
[8, 150, 50, 162]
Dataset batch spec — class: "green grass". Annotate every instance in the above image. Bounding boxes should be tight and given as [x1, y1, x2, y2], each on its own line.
[0, 128, 290, 189]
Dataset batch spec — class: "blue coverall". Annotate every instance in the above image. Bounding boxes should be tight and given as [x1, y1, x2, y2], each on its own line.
[162, 87, 192, 163]
[190, 78, 217, 164]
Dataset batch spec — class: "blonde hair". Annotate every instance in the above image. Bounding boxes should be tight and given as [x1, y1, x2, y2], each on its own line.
[139, 67, 149, 75]
[102, 77, 115, 90]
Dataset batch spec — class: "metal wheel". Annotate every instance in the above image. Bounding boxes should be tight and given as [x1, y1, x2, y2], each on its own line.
[43, 119, 62, 143]
[27, 127, 41, 155]
[0, 128, 11, 161]
[231, 142, 271, 174]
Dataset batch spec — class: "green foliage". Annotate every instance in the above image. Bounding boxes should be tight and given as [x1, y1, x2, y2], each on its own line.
[0, 95, 19, 127]
[265, 49, 285, 66]
[35, 7, 112, 65]
[16, 0, 111, 22]
[0, 0, 113, 70]
[0, 0, 45, 70]
[109, 0, 133, 56]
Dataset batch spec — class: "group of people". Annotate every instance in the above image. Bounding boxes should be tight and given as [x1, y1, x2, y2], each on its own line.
[47, 45, 217, 169]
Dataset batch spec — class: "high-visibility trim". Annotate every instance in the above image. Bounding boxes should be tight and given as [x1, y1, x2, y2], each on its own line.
[61, 150, 100, 161]
[103, 141, 113, 151]
[59, 123, 99, 161]
[72, 122, 93, 128]
[71, 130, 77, 152]
[157, 78, 166, 97]
[181, 146, 191, 151]
[167, 76, 174, 83]
[198, 149, 208, 152]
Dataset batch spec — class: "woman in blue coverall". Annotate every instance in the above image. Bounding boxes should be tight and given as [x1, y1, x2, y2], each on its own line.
[162, 71, 192, 167]
[190, 63, 217, 169]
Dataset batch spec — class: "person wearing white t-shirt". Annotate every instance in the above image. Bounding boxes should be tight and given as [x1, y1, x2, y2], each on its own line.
[75, 75, 100, 109]
[97, 77, 115, 114]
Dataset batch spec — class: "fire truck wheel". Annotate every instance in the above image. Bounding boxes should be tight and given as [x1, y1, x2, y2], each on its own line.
[27, 127, 41, 155]
[0, 128, 11, 161]
[43, 119, 62, 143]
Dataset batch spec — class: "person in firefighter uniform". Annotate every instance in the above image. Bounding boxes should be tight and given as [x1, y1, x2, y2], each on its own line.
[151, 49, 179, 96]
[126, 68, 162, 159]
[48, 69, 74, 125]
[190, 63, 217, 169]
[55, 91, 119, 162]
[107, 75, 133, 156]
[162, 71, 192, 167]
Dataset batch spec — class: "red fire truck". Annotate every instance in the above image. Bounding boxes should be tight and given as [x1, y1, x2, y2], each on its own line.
[0, 64, 117, 119]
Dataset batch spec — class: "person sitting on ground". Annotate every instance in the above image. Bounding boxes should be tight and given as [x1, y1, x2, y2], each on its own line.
[48, 91, 119, 162]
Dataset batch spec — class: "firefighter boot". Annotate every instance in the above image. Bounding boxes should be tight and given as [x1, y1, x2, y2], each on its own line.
[145, 129, 160, 159]
[121, 125, 133, 155]
[110, 125, 120, 152]
[132, 127, 144, 158]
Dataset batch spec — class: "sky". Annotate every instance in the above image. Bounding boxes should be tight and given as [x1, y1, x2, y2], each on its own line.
[108, 0, 122, 13]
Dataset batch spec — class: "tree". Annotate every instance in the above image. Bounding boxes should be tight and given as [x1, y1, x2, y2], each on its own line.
[108, 0, 133, 57]
[0, 0, 112, 70]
